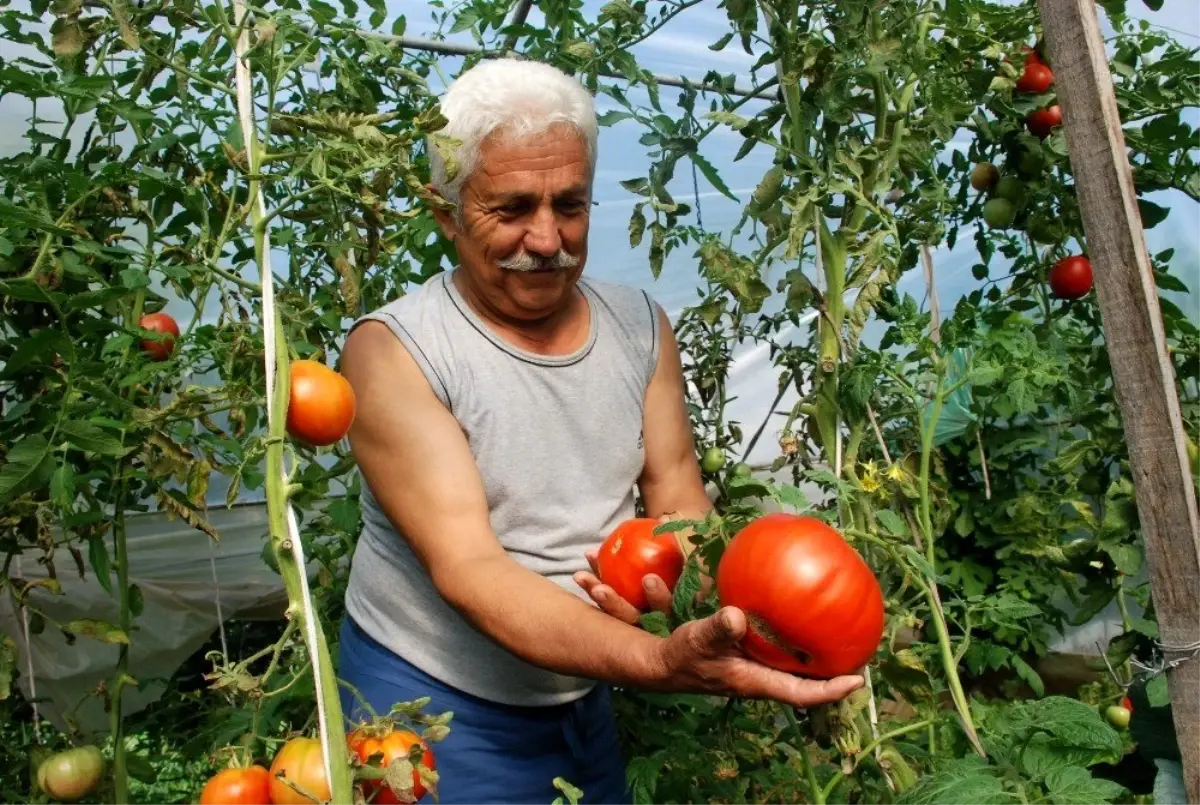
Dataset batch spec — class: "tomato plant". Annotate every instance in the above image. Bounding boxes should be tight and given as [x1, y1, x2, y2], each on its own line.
[199, 765, 272, 805]
[349, 727, 437, 803]
[1049, 255, 1095, 300]
[716, 514, 885, 679]
[270, 737, 332, 805]
[596, 519, 685, 611]
[286, 360, 357, 446]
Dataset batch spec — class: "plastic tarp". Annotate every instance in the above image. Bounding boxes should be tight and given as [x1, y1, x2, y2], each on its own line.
[0, 504, 289, 737]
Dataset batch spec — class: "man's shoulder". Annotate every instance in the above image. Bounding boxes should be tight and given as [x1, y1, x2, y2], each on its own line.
[356, 273, 452, 332]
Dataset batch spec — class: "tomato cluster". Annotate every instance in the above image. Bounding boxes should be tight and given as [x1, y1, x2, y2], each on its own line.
[1014, 47, 1062, 140]
[197, 728, 437, 805]
[597, 512, 886, 680]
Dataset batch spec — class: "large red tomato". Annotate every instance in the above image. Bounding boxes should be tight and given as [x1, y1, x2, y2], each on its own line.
[138, 312, 180, 361]
[596, 518, 685, 611]
[1016, 61, 1054, 94]
[348, 728, 436, 803]
[1026, 105, 1063, 139]
[270, 737, 331, 805]
[1049, 255, 1094, 300]
[715, 513, 885, 679]
[199, 765, 272, 805]
[286, 360, 356, 446]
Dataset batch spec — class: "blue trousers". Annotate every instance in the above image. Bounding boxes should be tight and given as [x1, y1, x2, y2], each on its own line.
[337, 617, 633, 805]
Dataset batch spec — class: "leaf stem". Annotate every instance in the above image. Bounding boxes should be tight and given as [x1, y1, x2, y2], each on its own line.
[783, 708, 825, 805]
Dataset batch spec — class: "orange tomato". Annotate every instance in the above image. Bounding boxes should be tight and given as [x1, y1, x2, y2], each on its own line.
[138, 312, 180, 361]
[199, 765, 272, 805]
[348, 728, 436, 803]
[286, 359, 356, 446]
[269, 737, 331, 805]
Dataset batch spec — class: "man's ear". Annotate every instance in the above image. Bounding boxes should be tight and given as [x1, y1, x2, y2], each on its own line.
[427, 183, 458, 240]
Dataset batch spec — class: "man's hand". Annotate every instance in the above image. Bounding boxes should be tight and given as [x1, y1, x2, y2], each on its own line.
[573, 549, 675, 625]
[652, 607, 865, 709]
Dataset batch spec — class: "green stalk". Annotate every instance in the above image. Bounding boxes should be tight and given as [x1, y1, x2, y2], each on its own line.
[783, 709, 825, 805]
[917, 374, 985, 757]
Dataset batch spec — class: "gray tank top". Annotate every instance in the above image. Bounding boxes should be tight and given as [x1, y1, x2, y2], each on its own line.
[343, 270, 661, 707]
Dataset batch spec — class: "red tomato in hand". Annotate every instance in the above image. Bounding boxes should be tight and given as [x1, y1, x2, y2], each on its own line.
[1016, 62, 1055, 94]
[348, 728, 436, 803]
[287, 360, 357, 446]
[269, 737, 331, 805]
[199, 765, 272, 805]
[1049, 255, 1094, 300]
[1026, 105, 1063, 139]
[139, 311, 180, 361]
[595, 518, 685, 611]
[716, 513, 885, 679]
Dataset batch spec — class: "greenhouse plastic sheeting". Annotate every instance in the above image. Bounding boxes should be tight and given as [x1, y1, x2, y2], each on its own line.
[0, 504, 291, 738]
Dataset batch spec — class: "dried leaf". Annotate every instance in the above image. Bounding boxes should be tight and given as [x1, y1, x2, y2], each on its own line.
[157, 490, 220, 542]
[64, 618, 129, 644]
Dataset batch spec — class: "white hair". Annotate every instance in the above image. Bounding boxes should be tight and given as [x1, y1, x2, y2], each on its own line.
[427, 58, 599, 210]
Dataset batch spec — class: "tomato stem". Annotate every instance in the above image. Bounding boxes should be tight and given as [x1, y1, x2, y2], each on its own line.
[782, 708, 825, 805]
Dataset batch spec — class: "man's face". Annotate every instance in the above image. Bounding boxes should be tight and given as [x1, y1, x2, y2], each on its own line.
[440, 125, 591, 321]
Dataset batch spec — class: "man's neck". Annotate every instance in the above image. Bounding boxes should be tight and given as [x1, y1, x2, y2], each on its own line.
[452, 270, 589, 356]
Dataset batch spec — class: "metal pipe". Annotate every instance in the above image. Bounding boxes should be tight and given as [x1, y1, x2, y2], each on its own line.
[502, 0, 535, 51]
[351, 29, 779, 100]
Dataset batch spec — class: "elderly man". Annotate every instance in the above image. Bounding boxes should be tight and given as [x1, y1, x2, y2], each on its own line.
[336, 58, 863, 804]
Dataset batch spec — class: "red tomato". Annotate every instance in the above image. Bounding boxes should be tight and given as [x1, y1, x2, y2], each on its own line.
[1049, 255, 1094, 300]
[199, 765, 272, 805]
[286, 360, 357, 446]
[1026, 105, 1063, 139]
[348, 728, 436, 803]
[595, 518, 685, 612]
[1016, 62, 1054, 94]
[715, 513, 885, 679]
[270, 737, 331, 805]
[138, 312, 180, 361]
[1122, 695, 1134, 712]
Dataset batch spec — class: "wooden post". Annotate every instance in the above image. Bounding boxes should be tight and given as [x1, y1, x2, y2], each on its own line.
[1036, 0, 1200, 800]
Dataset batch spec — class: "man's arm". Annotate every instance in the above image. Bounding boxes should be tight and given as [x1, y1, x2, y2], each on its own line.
[341, 320, 667, 688]
[636, 303, 714, 527]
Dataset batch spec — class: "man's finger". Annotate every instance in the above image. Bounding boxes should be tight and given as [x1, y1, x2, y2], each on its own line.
[688, 607, 747, 656]
[584, 549, 600, 575]
[742, 669, 865, 710]
[643, 574, 674, 615]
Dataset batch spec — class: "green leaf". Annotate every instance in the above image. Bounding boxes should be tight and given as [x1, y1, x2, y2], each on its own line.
[690, 153, 738, 202]
[1043, 767, 1126, 804]
[900, 545, 938, 582]
[0, 435, 54, 502]
[672, 559, 703, 620]
[50, 462, 74, 508]
[1020, 696, 1124, 760]
[60, 421, 132, 457]
[64, 619, 129, 644]
[637, 610, 671, 638]
[1011, 654, 1045, 697]
[876, 509, 908, 537]
[88, 534, 113, 596]
[1146, 674, 1170, 708]
[449, 9, 477, 33]
[770, 484, 809, 512]
[898, 757, 1011, 804]
[597, 110, 633, 127]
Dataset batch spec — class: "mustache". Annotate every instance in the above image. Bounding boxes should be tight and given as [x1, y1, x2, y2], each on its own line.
[496, 249, 580, 272]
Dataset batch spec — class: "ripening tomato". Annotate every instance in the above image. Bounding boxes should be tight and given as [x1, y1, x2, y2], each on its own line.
[348, 728, 436, 803]
[716, 513, 885, 679]
[199, 765, 272, 805]
[1026, 105, 1063, 139]
[270, 737, 331, 805]
[36, 745, 104, 803]
[596, 518, 685, 612]
[138, 312, 180, 361]
[1016, 62, 1055, 94]
[1049, 255, 1093, 300]
[286, 360, 356, 446]
[970, 162, 999, 192]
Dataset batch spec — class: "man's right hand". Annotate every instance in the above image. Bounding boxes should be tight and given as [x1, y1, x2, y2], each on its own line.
[649, 606, 865, 709]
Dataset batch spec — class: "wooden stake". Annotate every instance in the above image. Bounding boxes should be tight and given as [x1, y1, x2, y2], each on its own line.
[1036, 1, 1200, 799]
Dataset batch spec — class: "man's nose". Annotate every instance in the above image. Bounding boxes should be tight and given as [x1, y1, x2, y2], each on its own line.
[524, 205, 563, 257]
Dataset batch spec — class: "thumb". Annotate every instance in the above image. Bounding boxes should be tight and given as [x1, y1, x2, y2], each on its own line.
[693, 607, 747, 655]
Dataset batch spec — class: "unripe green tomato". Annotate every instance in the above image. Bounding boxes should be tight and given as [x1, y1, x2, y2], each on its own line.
[37, 745, 104, 803]
[983, 198, 1016, 228]
[995, 176, 1026, 204]
[700, 446, 726, 473]
[732, 462, 752, 478]
[1106, 705, 1131, 729]
[1187, 436, 1199, 476]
